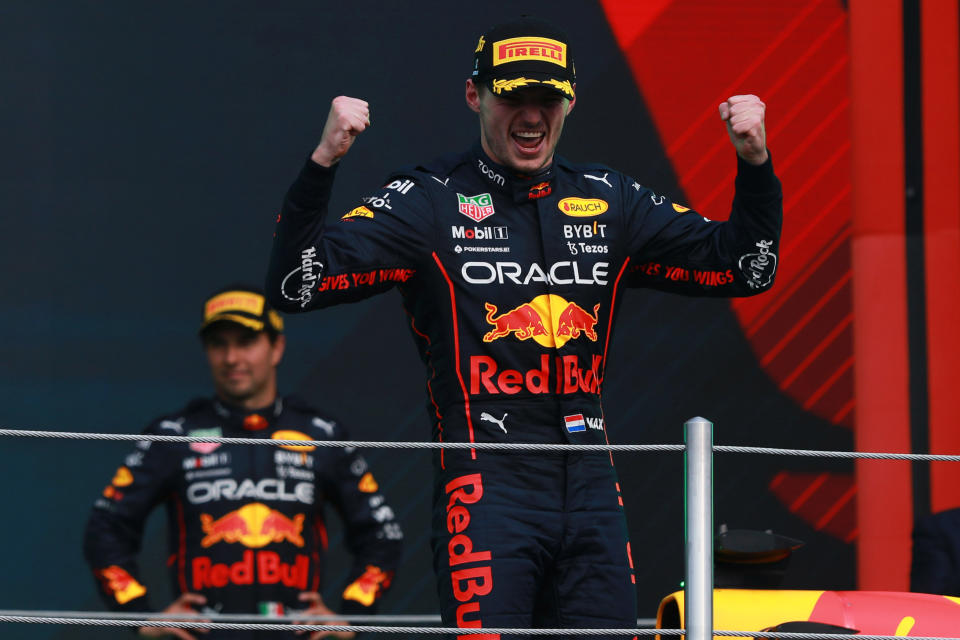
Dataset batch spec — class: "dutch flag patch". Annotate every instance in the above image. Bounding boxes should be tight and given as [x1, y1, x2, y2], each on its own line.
[564, 414, 586, 433]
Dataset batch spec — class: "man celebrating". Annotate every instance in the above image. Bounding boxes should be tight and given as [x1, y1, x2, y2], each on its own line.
[84, 286, 403, 639]
[266, 16, 781, 637]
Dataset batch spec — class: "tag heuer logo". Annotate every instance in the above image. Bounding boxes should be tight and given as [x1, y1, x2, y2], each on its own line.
[457, 193, 495, 222]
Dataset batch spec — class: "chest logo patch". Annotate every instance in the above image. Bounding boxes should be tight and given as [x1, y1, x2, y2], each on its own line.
[200, 502, 305, 548]
[483, 294, 600, 348]
[272, 430, 316, 452]
[558, 198, 608, 217]
[457, 193, 496, 222]
[527, 181, 552, 200]
[342, 206, 374, 220]
[189, 427, 223, 454]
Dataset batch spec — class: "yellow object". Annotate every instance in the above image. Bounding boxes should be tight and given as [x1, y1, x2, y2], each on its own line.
[657, 589, 822, 640]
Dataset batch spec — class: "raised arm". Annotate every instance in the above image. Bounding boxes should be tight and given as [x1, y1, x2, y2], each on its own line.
[266, 97, 430, 313]
[625, 94, 782, 296]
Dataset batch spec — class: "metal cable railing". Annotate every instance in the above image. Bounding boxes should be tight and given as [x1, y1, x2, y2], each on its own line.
[2, 419, 958, 639]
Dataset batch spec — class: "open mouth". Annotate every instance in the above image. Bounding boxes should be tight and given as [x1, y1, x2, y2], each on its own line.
[512, 130, 545, 154]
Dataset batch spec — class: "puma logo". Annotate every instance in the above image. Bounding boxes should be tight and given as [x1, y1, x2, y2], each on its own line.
[480, 412, 508, 434]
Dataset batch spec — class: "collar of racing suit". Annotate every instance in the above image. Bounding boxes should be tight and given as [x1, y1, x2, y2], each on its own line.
[211, 396, 284, 432]
[471, 140, 560, 203]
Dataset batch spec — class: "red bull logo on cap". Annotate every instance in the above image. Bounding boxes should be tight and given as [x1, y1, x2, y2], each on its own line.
[200, 502, 305, 548]
[483, 295, 600, 348]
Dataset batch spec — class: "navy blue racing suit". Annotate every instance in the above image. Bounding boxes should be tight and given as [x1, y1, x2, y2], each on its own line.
[84, 395, 403, 638]
[266, 141, 782, 637]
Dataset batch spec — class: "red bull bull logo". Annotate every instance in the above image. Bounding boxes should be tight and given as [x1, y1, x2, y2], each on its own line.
[103, 466, 135, 500]
[342, 565, 394, 606]
[556, 302, 600, 341]
[482, 302, 548, 342]
[97, 566, 147, 605]
[201, 502, 305, 548]
[482, 295, 600, 348]
[527, 181, 551, 200]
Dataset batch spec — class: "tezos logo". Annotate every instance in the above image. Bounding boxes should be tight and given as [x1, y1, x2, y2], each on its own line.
[563, 223, 608, 256]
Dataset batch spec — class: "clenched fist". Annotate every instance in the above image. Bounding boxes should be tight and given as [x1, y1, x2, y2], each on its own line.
[311, 96, 371, 167]
[718, 95, 768, 166]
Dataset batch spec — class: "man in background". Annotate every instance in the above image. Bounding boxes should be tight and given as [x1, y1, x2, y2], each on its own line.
[912, 507, 960, 596]
[84, 285, 403, 639]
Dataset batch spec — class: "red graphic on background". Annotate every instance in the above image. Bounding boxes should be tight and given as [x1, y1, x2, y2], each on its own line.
[600, 0, 855, 540]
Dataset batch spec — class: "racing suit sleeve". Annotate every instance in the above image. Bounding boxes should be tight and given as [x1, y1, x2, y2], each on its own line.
[266, 158, 431, 311]
[624, 154, 783, 296]
[83, 425, 180, 612]
[319, 422, 403, 616]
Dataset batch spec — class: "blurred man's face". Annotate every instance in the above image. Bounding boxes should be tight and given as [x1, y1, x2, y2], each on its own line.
[203, 324, 284, 408]
[466, 80, 575, 174]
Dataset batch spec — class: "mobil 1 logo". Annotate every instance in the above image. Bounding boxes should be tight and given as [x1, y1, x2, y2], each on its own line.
[451, 226, 508, 241]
